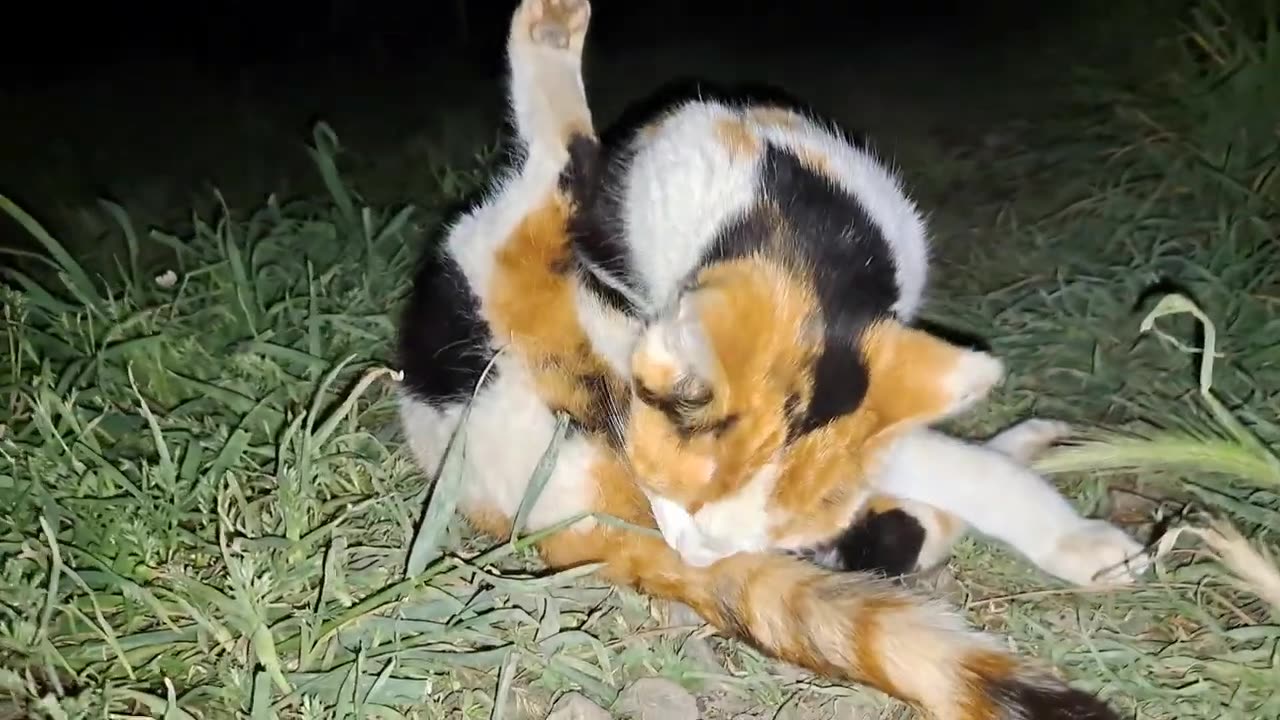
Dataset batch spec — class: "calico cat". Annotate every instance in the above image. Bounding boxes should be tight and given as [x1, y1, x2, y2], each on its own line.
[396, 1, 1142, 717]
[548, 34, 1146, 588]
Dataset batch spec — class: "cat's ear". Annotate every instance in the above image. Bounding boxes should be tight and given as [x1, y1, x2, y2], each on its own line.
[859, 320, 1004, 437]
[631, 292, 718, 404]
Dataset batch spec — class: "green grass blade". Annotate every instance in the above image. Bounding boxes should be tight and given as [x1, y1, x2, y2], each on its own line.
[511, 413, 570, 540]
[0, 193, 103, 309]
[404, 420, 467, 577]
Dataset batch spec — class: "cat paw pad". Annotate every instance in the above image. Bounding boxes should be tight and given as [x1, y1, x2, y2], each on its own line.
[519, 0, 590, 51]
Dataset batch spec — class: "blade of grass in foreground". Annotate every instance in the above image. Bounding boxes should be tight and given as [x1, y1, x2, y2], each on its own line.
[0, 194, 104, 312]
[404, 350, 503, 577]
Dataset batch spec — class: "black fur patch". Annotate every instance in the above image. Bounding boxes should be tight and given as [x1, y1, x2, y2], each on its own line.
[701, 143, 899, 437]
[988, 678, 1120, 720]
[397, 243, 496, 406]
[561, 132, 647, 317]
[781, 392, 805, 443]
[824, 509, 926, 577]
[570, 367, 629, 450]
[559, 132, 602, 200]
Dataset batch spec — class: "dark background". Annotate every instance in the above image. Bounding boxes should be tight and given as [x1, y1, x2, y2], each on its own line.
[5, 2, 1092, 73]
[0, 0, 1173, 262]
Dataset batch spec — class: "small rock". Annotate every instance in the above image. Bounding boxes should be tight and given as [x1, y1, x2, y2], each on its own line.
[681, 635, 726, 674]
[614, 678, 698, 720]
[547, 692, 611, 720]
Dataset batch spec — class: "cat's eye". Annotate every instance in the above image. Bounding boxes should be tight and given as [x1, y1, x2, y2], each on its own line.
[671, 377, 712, 409]
[633, 376, 713, 415]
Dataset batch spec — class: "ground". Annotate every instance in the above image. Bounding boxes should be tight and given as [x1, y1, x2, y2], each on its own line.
[2, 1, 1279, 718]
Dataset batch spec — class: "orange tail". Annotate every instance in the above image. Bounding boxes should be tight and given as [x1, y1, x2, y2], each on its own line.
[538, 499, 1119, 720]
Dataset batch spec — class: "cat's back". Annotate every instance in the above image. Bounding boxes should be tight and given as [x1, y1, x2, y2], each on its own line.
[609, 96, 929, 319]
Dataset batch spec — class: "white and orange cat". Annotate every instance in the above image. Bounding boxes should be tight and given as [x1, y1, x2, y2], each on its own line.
[395, 1, 1147, 718]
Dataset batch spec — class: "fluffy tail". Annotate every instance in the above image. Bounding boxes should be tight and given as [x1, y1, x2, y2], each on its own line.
[544, 517, 1118, 720]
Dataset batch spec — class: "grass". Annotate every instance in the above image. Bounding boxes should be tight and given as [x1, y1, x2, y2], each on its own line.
[3, 0, 1280, 717]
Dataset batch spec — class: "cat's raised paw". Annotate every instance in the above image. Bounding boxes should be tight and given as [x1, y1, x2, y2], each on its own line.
[519, 0, 591, 52]
[1038, 519, 1151, 587]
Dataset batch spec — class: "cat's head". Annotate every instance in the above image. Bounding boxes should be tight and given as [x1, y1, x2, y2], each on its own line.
[622, 255, 1003, 514]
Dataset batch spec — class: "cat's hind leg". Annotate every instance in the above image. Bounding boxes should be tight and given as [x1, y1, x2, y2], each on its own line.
[507, 0, 595, 158]
[446, 0, 599, 303]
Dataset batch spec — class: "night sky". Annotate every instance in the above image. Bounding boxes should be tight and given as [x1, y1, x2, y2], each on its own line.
[0, 0, 1165, 260]
[4, 1, 1093, 88]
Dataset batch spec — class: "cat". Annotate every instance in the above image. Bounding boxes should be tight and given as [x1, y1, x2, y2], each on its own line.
[396, 0, 1141, 717]
[546, 28, 1145, 589]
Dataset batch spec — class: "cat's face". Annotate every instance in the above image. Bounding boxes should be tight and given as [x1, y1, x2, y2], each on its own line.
[622, 256, 1004, 516]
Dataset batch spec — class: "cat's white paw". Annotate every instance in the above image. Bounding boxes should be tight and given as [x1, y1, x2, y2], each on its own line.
[987, 419, 1074, 463]
[517, 0, 591, 52]
[1035, 519, 1150, 587]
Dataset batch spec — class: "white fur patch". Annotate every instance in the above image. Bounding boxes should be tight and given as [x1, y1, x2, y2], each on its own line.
[940, 351, 1005, 419]
[645, 462, 779, 567]
[646, 492, 726, 568]
[622, 102, 762, 306]
[574, 285, 643, 379]
[986, 418, 1074, 463]
[693, 462, 778, 553]
[398, 358, 599, 534]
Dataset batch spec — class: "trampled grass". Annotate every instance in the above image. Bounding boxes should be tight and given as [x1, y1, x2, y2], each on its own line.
[3, 1, 1279, 717]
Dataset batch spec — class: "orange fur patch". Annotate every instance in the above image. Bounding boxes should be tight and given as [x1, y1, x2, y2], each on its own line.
[488, 192, 627, 433]
[795, 145, 834, 177]
[628, 255, 994, 549]
[627, 255, 820, 507]
[461, 502, 515, 540]
[770, 321, 994, 541]
[958, 650, 1019, 720]
[852, 594, 914, 699]
[535, 453, 705, 601]
[860, 320, 988, 433]
[866, 495, 905, 515]
[630, 350, 682, 398]
[714, 115, 761, 159]
[768, 424, 880, 546]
